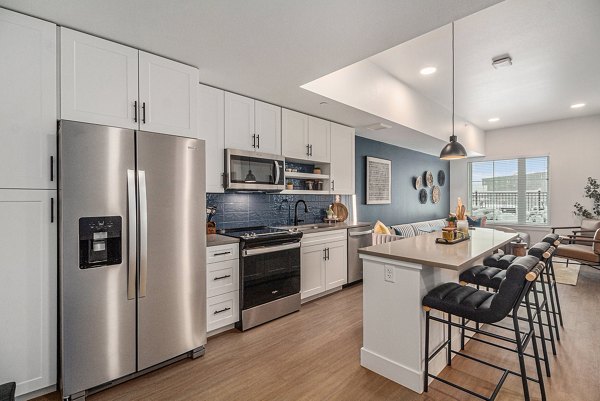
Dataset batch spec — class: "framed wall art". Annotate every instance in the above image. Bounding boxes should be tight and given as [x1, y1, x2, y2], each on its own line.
[366, 156, 391, 204]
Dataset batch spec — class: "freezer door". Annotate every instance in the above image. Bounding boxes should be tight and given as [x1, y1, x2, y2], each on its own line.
[136, 131, 206, 370]
[58, 121, 137, 396]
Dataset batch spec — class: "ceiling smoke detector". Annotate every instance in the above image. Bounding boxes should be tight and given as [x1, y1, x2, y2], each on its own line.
[492, 54, 512, 69]
[363, 122, 392, 131]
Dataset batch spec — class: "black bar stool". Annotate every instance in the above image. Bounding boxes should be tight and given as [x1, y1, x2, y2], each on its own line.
[459, 242, 557, 378]
[423, 255, 546, 401]
[540, 234, 564, 328]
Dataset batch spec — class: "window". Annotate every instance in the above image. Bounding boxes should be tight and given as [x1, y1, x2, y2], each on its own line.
[469, 157, 549, 225]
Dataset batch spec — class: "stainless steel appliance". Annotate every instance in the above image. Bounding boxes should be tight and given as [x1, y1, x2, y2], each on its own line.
[221, 226, 302, 330]
[224, 148, 285, 192]
[58, 121, 206, 401]
[347, 226, 373, 283]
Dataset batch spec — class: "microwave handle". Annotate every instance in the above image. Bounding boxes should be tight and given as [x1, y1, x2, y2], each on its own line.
[274, 160, 280, 184]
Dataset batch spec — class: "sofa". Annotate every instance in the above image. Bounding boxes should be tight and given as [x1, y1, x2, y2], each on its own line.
[372, 218, 447, 245]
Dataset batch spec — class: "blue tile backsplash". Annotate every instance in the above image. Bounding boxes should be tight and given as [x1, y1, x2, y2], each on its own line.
[206, 193, 350, 229]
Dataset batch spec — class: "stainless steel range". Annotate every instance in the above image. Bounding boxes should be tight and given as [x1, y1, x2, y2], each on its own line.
[221, 226, 303, 331]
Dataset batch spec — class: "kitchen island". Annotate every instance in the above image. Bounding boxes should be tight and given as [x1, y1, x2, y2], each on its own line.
[358, 228, 516, 393]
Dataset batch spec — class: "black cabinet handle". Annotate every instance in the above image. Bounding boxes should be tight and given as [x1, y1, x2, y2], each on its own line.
[134, 101, 138, 123]
[309, 144, 313, 156]
[50, 197, 54, 223]
[323, 248, 327, 261]
[252, 134, 256, 148]
[257, 134, 260, 148]
[213, 251, 231, 256]
[306, 144, 310, 156]
[50, 156, 54, 182]
[331, 180, 335, 191]
[142, 102, 146, 124]
[214, 307, 231, 315]
[326, 247, 330, 260]
[213, 274, 231, 281]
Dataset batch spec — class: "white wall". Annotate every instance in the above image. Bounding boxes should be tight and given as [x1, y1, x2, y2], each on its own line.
[450, 114, 600, 242]
[302, 60, 486, 155]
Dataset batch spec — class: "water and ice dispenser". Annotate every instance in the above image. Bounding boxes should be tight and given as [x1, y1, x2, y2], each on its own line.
[79, 216, 122, 268]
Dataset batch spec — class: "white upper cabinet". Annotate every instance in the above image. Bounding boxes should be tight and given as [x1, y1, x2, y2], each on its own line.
[282, 109, 330, 162]
[198, 84, 225, 193]
[0, 189, 57, 397]
[254, 101, 281, 155]
[224, 92, 255, 151]
[0, 9, 56, 190]
[138, 51, 199, 137]
[61, 29, 199, 138]
[224, 93, 281, 154]
[282, 109, 309, 160]
[60, 28, 139, 130]
[308, 116, 330, 163]
[330, 123, 355, 194]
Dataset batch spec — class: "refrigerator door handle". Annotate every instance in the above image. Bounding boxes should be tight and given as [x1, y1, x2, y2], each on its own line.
[138, 170, 148, 298]
[127, 170, 137, 300]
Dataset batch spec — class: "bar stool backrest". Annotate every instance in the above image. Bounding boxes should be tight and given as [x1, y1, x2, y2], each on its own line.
[489, 255, 540, 321]
[528, 242, 551, 260]
[542, 233, 560, 247]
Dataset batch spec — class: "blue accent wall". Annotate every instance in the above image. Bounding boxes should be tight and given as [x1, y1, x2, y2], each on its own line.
[355, 136, 450, 225]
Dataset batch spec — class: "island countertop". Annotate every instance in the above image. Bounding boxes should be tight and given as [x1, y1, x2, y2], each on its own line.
[358, 227, 517, 271]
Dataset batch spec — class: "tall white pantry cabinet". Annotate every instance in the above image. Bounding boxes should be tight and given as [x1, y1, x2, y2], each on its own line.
[0, 8, 58, 398]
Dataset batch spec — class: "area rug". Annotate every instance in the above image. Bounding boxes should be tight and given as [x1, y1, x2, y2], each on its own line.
[552, 258, 581, 286]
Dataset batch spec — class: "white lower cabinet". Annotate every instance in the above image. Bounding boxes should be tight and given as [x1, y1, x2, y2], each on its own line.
[0, 189, 57, 397]
[206, 243, 240, 333]
[301, 230, 347, 301]
[207, 290, 240, 332]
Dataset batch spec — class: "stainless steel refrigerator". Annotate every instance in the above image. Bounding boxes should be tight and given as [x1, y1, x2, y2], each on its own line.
[58, 120, 206, 400]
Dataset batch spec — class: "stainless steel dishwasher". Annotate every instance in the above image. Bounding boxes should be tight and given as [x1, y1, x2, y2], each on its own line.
[347, 225, 373, 284]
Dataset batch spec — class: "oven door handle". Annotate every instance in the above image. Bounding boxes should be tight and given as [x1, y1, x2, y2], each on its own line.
[243, 242, 300, 257]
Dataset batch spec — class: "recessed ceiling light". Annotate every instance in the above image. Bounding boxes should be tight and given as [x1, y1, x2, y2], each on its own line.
[488, 117, 500, 122]
[419, 66, 437, 75]
[570, 103, 586, 109]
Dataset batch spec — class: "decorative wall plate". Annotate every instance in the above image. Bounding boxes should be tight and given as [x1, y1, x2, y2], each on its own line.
[419, 188, 428, 204]
[425, 171, 434, 187]
[431, 185, 441, 204]
[438, 170, 446, 186]
[414, 176, 422, 189]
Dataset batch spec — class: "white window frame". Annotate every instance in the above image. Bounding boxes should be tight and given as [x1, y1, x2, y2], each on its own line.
[468, 156, 550, 227]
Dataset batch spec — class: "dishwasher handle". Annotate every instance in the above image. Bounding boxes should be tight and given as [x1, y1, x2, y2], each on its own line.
[348, 229, 374, 237]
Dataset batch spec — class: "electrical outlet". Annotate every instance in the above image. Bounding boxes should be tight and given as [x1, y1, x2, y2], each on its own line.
[384, 266, 395, 283]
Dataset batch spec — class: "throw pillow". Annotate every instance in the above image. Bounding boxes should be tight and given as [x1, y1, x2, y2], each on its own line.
[374, 220, 391, 235]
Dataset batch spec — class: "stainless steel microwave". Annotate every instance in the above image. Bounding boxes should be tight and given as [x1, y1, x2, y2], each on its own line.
[225, 149, 285, 192]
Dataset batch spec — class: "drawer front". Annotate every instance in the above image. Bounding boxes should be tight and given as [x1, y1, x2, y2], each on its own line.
[207, 259, 239, 298]
[207, 243, 239, 264]
[301, 229, 347, 247]
[207, 291, 239, 332]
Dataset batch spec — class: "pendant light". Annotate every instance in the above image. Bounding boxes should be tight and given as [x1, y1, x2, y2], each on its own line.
[440, 22, 467, 160]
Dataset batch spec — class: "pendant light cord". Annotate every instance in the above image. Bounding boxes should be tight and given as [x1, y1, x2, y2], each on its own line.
[452, 21, 455, 138]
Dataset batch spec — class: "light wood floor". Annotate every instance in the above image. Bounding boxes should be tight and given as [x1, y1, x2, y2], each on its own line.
[35, 266, 600, 401]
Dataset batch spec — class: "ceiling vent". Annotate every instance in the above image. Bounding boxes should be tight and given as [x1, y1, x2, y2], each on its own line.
[363, 122, 392, 131]
[492, 54, 513, 69]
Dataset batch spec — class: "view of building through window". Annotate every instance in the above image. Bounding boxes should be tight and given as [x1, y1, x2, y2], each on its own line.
[469, 157, 549, 225]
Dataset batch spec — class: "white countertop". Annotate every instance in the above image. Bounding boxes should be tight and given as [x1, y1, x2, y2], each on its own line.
[359, 227, 517, 271]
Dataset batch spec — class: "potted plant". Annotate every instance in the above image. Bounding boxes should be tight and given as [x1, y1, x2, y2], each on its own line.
[446, 214, 457, 228]
[573, 176, 600, 219]
[286, 180, 294, 190]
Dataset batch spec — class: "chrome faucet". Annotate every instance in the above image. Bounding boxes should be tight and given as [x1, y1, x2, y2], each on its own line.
[294, 200, 309, 226]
